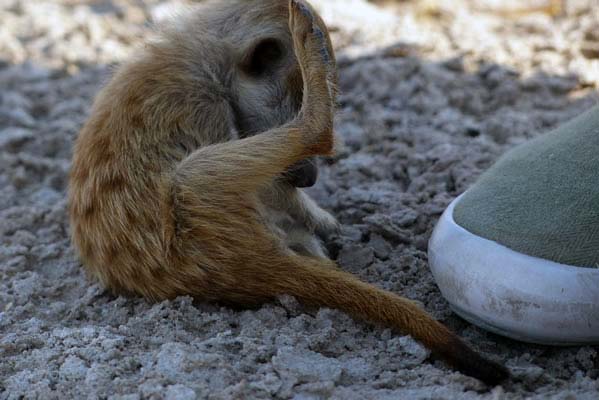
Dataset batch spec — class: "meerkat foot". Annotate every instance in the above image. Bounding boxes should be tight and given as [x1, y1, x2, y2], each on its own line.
[289, 0, 335, 156]
[310, 208, 340, 239]
[287, 225, 329, 259]
[290, 0, 334, 88]
[296, 191, 340, 238]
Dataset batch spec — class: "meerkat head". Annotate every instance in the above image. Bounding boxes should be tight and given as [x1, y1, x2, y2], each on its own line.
[227, 1, 337, 187]
[229, 1, 337, 136]
[161, 1, 336, 186]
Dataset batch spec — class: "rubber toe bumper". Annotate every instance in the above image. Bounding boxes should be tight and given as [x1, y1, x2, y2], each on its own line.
[428, 196, 599, 345]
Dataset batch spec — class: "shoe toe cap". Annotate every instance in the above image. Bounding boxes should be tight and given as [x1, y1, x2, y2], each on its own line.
[429, 196, 599, 345]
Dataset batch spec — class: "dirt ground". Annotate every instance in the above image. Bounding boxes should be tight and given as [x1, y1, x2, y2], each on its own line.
[1, 0, 598, 398]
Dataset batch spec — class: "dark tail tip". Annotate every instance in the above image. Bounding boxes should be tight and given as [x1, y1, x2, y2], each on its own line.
[457, 353, 511, 386]
[441, 337, 511, 386]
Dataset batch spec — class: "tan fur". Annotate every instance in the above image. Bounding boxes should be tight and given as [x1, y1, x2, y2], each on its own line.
[69, 0, 508, 385]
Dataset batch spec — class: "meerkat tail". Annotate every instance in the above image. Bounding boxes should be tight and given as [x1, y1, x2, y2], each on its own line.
[270, 256, 510, 385]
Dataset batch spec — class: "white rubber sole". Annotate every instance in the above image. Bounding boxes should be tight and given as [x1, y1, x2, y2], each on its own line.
[428, 196, 599, 345]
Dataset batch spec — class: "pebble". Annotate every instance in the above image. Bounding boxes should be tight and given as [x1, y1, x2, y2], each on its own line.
[337, 245, 375, 272]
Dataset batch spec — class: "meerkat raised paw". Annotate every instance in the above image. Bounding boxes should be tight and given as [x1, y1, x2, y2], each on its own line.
[69, 0, 508, 385]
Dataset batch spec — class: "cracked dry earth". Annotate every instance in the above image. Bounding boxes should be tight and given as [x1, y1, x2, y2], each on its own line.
[1, 0, 598, 399]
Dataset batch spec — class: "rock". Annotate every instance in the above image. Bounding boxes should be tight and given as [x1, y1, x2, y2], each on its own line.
[155, 343, 190, 380]
[368, 234, 392, 260]
[165, 385, 196, 400]
[60, 355, 88, 381]
[581, 44, 599, 60]
[363, 214, 413, 244]
[337, 245, 375, 272]
[272, 347, 343, 384]
[340, 123, 365, 150]
[0, 108, 35, 128]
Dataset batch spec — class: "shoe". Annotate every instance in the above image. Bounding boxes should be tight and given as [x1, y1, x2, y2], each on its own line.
[428, 106, 599, 345]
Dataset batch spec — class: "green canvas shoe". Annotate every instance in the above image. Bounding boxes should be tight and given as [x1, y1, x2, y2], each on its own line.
[429, 106, 599, 345]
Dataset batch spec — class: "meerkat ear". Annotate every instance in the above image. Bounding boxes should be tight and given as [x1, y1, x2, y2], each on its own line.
[240, 38, 286, 77]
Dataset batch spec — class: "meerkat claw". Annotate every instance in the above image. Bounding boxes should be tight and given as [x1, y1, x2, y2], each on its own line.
[293, 0, 315, 22]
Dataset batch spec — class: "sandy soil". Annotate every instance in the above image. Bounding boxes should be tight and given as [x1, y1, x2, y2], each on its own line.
[1, 0, 598, 398]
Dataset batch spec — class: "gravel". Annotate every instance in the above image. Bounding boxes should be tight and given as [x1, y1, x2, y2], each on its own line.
[1, 0, 598, 398]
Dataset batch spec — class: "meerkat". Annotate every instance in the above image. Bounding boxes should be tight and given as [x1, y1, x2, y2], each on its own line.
[69, 0, 509, 385]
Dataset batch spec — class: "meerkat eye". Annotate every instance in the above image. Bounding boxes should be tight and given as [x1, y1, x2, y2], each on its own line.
[242, 38, 285, 77]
